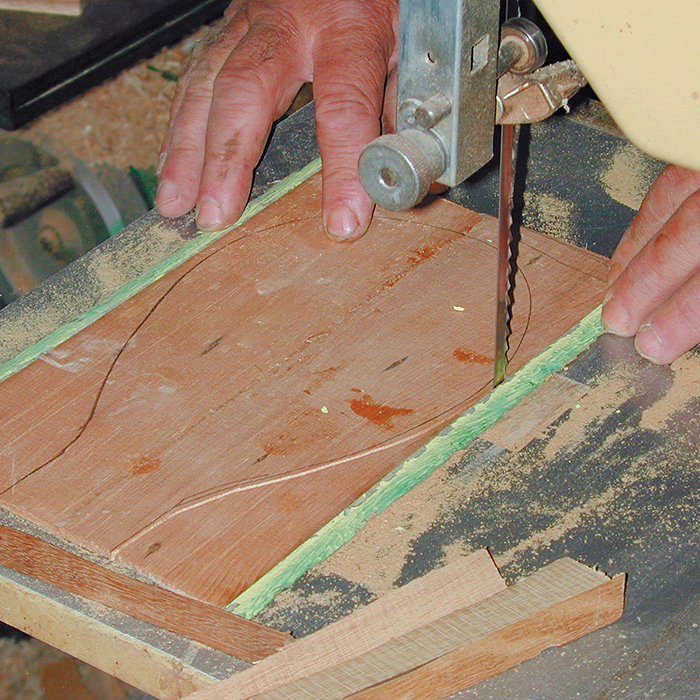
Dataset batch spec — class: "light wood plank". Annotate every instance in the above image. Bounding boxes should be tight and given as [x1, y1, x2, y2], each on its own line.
[186, 559, 625, 700]
[208, 551, 505, 700]
[0, 525, 290, 662]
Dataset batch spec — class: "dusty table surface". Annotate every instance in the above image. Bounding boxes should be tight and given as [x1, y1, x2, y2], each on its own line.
[1, 29, 693, 698]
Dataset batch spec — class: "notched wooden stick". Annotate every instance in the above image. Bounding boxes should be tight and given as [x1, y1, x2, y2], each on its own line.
[186, 553, 625, 700]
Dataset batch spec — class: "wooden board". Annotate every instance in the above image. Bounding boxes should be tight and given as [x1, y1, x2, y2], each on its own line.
[0, 0, 80, 15]
[185, 558, 625, 700]
[0, 174, 608, 607]
[0, 525, 289, 662]
[210, 551, 505, 700]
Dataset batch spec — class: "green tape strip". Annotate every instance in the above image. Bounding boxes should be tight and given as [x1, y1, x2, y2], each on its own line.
[229, 306, 604, 618]
[0, 158, 322, 386]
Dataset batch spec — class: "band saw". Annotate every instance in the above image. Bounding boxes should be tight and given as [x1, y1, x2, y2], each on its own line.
[0, 1, 697, 699]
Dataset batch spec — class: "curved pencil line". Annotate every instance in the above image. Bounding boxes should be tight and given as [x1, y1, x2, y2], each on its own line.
[109, 266, 534, 557]
[109, 384, 490, 556]
[8, 204, 533, 558]
[1, 215, 319, 495]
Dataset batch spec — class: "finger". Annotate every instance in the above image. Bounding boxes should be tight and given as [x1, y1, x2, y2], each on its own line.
[634, 269, 700, 364]
[602, 187, 700, 337]
[156, 15, 249, 219]
[313, 9, 396, 242]
[195, 19, 308, 230]
[608, 164, 700, 284]
[224, 0, 245, 21]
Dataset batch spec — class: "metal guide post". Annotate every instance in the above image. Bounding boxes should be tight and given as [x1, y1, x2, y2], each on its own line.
[396, 0, 501, 186]
[359, 0, 501, 210]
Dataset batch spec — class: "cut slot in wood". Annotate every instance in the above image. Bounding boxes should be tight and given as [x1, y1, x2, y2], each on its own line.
[481, 373, 589, 451]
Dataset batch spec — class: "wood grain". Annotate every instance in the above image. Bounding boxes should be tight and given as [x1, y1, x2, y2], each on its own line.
[0, 0, 81, 15]
[0, 174, 608, 606]
[0, 525, 289, 662]
[204, 551, 505, 700]
[185, 558, 625, 700]
[343, 573, 625, 700]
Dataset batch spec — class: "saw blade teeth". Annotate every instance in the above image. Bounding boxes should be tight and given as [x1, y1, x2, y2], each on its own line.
[494, 123, 519, 386]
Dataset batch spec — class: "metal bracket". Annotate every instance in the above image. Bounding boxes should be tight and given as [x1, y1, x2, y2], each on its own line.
[396, 0, 501, 187]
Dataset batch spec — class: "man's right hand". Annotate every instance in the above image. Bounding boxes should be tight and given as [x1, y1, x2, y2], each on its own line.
[156, 0, 398, 242]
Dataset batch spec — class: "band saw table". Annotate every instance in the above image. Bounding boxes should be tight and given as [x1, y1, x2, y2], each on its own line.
[0, 93, 698, 700]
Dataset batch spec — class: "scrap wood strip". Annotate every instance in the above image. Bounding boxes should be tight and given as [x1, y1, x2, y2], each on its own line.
[0, 524, 290, 663]
[230, 306, 605, 618]
[206, 551, 506, 700]
[191, 556, 625, 700]
[0, 157, 322, 386]
[0, 0, 81, 15]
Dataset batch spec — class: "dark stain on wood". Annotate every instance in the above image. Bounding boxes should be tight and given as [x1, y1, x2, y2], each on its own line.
[453, 348, 491, 365]
[384, 356, 409, 372]
[349, 394, 414, 429]
[145, 542, 161, 557]
[130, 456, 162, 476]
[407, 244, 440, 264]
[312, 366, 340, 379]
[202, 336, 224, 355]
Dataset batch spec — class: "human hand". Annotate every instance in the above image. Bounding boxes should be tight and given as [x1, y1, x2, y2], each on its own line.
[156, 0, 398, 241]
[602, 164, 700, 364]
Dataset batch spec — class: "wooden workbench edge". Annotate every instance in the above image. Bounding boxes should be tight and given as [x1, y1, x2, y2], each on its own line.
[0, 525, 291, 662]
[0, 565, 217, 699]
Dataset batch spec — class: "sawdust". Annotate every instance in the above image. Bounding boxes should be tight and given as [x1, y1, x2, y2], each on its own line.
[311, 449, 471, 596]
[542, 367, 636, 462]
[525, 191, 577, 244]
[494, 481, 625, 568]
[600, 142, 660, 212]
[639, 352, 700, 431]
[17, 29, 208, 171]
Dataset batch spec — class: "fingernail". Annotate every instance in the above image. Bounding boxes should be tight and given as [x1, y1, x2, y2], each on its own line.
[157, 152, 167, 176]
[601, 296, 631, 336]
[325, 204, 360, 241]
[196, 198, 223, 230]
[635, 322, 663, 363]
[156, 179, 179, 206]
[428, 182, 449, 195]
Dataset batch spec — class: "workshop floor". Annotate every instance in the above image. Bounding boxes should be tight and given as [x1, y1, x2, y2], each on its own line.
[0, 633, 154, 699]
